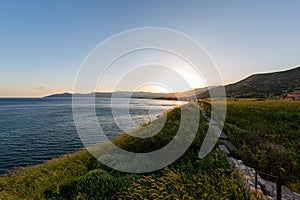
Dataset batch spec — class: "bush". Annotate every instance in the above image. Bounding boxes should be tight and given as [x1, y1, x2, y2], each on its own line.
[73, 169, 140, 199]
[74, 169, 115, 199]
[43, 177, 78, 200]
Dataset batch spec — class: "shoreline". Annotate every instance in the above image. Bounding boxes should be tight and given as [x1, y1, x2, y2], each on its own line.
[0, 98, 183, 175]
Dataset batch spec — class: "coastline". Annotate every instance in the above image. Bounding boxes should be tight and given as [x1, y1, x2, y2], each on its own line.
[0, 101, 269, 199]
[0, 97, 181, 175]
[0, 103, 194, 198]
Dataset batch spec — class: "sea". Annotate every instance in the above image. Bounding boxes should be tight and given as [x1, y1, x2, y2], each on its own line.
[0, 98, 180, 174]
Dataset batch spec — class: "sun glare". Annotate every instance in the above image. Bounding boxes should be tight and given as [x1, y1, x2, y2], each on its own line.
[136, 84, 173, 93]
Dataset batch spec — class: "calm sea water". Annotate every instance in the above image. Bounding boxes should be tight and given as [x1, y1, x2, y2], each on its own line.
[0, 98, 179, 174]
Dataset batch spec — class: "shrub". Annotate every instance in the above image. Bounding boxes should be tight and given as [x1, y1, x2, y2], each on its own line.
[74, 169, 115, 199]
[73, 169, 140, 199]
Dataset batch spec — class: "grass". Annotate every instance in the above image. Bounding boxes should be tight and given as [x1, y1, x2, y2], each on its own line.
[201, 98, 300, 193]
[0, 150, 95, 199]
[114, 153, 248, 200]
[0, 102, 250, 199]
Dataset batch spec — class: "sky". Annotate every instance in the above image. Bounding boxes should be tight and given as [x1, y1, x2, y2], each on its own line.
[1, 0, 300, 97]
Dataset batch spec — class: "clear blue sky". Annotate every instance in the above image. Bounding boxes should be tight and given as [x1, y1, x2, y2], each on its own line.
[1, 0, 300, 97]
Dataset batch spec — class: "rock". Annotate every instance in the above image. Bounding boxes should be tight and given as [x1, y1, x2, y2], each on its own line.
[237, 159, 243, 165]
[266, 195, 274, 200]
[218, 144, 230, 155]
[293, 192, 300, 200]
[262, 180, 275, 197]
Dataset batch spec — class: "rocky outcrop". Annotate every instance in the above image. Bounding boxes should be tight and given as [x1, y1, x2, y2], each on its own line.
[219, 144, 300, 200]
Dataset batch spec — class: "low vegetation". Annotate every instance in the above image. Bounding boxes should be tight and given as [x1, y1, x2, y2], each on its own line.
[0, 150, 95, 199]
[0, 103, 250, 199]
[114, 153, 247, 200]
[201, 99, 300, 193]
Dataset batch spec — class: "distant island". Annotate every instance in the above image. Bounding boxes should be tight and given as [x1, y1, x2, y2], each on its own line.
[43, 88, 209, 100]
[44, 91, 179, 100]
[45, 66, 300, 100]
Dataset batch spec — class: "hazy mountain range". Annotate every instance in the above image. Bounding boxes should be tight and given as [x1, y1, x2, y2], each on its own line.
[45, 66, 300, 99]
[44, 89, 208, 100]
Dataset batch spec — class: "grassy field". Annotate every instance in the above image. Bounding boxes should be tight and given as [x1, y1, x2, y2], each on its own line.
[201, 99, 300, 193]
[0, 150, 95, 199]
[0, 103, 255, 199]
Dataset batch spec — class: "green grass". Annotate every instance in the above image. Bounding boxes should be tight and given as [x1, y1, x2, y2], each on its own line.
[113, 152, 248, 200]
[0, 150, 95, 199]
[201, 99, 300, 193]
[0, 102, 250, 199]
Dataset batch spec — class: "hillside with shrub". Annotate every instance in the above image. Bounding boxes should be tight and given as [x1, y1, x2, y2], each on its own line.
[198, 66, 300, 98]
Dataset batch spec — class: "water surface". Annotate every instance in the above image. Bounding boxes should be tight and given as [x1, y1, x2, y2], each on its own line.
[0, 98, 179, 174]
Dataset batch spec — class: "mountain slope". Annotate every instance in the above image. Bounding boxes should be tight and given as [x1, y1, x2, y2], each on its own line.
[198, 66, 300, 98]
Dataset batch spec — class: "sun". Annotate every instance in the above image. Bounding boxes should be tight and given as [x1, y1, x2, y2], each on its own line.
[135, 84, 173, 93]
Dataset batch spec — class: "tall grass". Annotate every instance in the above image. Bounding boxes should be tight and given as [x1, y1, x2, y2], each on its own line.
[0, 150, 95, 199]
[201, 99, 300, 193]
[114, 152, 248, 200]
